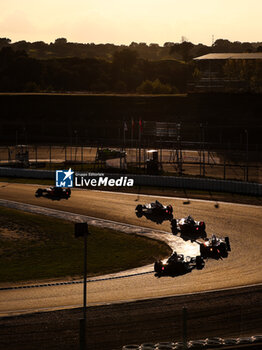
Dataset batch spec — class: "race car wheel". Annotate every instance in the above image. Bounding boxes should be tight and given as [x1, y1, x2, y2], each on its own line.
[35, 189, 43, 197]
[196, 255, 205, 269]
[171, 218, 177, 227]
[135, 204, 143, 213]
[135, 211, 143, 218]
[200, 244, 207, 259]
[219, 243, 228, 258]
[225, 236, 231, 251]
[171, 219, 178, 234]
[154, 261, 163, 274]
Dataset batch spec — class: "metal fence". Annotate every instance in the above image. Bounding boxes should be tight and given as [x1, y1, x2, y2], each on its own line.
[0, 145, 261, 184]
[120, 302, 262, 349]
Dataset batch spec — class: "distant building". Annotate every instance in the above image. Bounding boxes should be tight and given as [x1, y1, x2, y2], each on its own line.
[189, 53, 262, 92]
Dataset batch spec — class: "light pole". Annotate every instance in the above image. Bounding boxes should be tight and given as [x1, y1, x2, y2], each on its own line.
[182, 307, 187, 350]
[200, 123, 205, 177]
[202, 124, 205, 177]
[245, 129, 249, 182]
[75, 222, 90, 350]
[74, 130, 78, 162]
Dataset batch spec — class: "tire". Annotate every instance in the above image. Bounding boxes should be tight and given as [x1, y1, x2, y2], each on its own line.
[135, 204, 143, 213]
[171, 219, 177, 234]
[225, 237, 231, 251]
[196, 255, 204, 269]
[154, 261, 162, 274]
[171, 218, 177, 227]
[35, 189, 43, 197]
[200, 244, 207, 259]
[219, 243, 228, 258]
[220, 242, 226, 252]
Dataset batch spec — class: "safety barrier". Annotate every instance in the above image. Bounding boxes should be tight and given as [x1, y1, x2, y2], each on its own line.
[0, 167, 54, 179]
[0, 167, 261, 196]
[129, 174, 262, 196]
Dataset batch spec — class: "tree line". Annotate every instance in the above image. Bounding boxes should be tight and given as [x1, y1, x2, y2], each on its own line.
[1, 37, 262, 61]
[0, 46, 188, 93]
[0, 37, 262, 93]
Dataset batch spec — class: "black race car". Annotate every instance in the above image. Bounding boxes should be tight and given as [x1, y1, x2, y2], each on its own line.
[154, 252, 205, 276]
[135, 200, 173, 224]
[171, 215, 206, 237]
[135, 200, 173, 216]
[200, 234, 231, 259]
[35, 186, 71, 200]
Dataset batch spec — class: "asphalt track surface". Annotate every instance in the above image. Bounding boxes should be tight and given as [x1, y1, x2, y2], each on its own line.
[0, 183, 262, 319]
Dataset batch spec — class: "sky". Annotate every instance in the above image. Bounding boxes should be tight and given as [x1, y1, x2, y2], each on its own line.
[0, 0, 262, 46]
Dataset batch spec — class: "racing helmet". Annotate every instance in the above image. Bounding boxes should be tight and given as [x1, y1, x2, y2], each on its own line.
[186, 215, 194, 224]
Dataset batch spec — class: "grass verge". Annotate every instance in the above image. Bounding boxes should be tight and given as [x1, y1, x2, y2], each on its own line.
[0, 206, 171, 283]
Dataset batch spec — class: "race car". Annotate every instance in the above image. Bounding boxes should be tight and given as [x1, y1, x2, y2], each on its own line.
[35, 186, 71, 199]
[135, 200, 173, 216]
[200, 234, 231, 259]
[171, 215, 206, 236]
[135, 200, 173, 223]
[154, 252, 205, 276]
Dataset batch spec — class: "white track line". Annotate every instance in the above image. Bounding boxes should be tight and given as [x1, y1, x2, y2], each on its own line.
[0, 198, 170, 234]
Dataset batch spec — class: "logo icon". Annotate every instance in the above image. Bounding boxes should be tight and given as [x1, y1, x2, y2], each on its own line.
[56, 168, 74, 187]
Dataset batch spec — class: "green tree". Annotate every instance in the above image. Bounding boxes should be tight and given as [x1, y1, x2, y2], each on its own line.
[170, 41, 194, 61]
[0, 38, 11, 49]
[213, 39, 232, 52]
[136, 80, 154, 94]
[54, 38, 68, 45]
[112, 48, 138, 68]
[136, 79, 174, 94]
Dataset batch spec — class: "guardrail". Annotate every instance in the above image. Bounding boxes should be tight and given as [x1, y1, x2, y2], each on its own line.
[0, 167, 55, 179]
[0, 167, 261, 196]
[129, 174, 262, 196]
